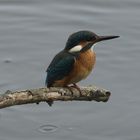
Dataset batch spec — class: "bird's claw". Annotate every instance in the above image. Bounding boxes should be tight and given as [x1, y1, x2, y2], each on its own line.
[66, 84, 83, 97]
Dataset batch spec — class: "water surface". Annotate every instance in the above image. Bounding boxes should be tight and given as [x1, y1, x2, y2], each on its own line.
[0, 0, 140, 140]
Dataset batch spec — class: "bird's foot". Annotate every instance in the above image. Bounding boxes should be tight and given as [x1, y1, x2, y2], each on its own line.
[65, 86, 74, 96]
[52, 84, 82, 97]
[67, 84, 82, 96]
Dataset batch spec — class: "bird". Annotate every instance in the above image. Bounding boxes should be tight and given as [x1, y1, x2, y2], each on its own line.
[46, 30, 119, 93]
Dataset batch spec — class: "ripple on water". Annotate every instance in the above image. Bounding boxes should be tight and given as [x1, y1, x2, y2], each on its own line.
[3, 58, 13, 64]
[38, 124, 58, 133]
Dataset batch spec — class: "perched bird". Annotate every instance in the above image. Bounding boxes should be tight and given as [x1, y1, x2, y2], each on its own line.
[46, 30, 119, 92]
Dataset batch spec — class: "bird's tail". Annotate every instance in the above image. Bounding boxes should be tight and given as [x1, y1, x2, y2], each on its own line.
[45, 76, 48, 87]
[45, 75, 52, 87]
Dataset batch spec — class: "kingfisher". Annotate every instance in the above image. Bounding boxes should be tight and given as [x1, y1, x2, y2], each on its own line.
[46, 30, 119, 93]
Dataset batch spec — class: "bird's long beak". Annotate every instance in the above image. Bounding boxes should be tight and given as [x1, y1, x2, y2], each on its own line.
[81, 35, 119, 52]
[96, 35, 120, 42]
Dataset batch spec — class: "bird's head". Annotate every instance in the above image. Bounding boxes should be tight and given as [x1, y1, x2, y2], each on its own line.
[64, 30, 119, 53]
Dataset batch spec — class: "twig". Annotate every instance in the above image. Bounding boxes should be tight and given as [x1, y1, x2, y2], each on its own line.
[0, 86, 111, 109]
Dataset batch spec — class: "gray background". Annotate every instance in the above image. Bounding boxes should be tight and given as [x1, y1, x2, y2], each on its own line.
[0, 0, 140, 140]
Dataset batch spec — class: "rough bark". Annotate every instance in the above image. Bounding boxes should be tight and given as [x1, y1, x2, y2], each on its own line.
[0, 86, 111, 109]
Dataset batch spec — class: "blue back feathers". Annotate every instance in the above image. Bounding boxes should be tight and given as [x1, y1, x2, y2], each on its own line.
[46, 51, 76, 87]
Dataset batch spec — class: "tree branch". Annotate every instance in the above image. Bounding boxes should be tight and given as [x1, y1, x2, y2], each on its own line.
[0, 86, 111, 109]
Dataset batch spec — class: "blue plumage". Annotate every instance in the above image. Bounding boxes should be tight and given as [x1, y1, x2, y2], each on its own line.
[46, 51, 76, 87]
[65, 31, 96, 50]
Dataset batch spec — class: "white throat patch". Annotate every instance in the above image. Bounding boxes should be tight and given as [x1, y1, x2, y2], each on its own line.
[92, 43, 97, 50]
[69, 45, 82, 53]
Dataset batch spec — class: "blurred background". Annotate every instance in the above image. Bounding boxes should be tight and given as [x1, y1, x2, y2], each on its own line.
[0, 0, 140, 140]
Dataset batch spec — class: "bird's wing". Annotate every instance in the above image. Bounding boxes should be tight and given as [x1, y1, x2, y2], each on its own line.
[46, 51, 76, 87]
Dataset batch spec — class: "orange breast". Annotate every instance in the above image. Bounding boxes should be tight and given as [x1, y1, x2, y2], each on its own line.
[68, 49, 96, 83]
[53, 49, 96, 87]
